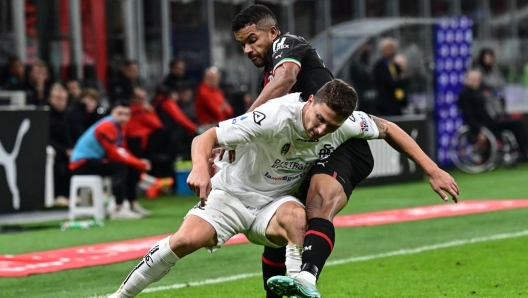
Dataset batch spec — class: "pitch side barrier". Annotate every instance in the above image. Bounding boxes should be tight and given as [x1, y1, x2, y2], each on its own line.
[0, 107, 50, 214]
[361, 114, 428, 187]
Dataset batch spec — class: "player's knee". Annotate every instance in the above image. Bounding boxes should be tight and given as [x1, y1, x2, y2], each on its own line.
[278, 203, 306, 227]
[305, 180, 346, 220]
[169, 234, 201, 257]
[289, 205, 307, 231]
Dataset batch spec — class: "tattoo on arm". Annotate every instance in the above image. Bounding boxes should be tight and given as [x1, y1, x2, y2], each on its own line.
[371, 116, 389, 138]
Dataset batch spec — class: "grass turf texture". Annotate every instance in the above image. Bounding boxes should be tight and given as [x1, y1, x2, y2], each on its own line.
[0, 164, 527, 297]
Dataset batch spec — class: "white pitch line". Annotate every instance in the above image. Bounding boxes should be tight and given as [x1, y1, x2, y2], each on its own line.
[95, 229, 528, 297]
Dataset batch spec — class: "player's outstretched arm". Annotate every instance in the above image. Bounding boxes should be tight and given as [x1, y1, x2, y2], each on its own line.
[248, 63, 300, 112]
[188, 128, 220, 206]
[371, 115, 460, 203]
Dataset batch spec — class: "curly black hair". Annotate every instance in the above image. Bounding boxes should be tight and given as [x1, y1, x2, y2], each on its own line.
[231, 4, 278, 32]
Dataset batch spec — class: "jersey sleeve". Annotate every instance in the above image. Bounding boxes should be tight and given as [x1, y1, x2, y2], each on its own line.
[216, 101, 285, 150]
[270, 35, 310, 75]
[338, 111, 380, 140]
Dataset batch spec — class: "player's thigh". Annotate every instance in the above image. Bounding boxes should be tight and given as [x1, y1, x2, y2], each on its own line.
[305, 138, 374, 217]
[185, 189, 254, 252]
[246, 196, 304, 248]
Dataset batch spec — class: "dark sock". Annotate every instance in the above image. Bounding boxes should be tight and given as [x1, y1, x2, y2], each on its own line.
[301, 217, 335, 280]
[262, 246, 286, 298]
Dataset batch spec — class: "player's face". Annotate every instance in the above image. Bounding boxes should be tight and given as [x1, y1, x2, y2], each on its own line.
[234, 24, 279, 68]
[302, 96, 346, 140]
[112, 106, 131, 126]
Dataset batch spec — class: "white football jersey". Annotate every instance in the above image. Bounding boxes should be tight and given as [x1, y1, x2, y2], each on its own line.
[213, 93, 379, 208]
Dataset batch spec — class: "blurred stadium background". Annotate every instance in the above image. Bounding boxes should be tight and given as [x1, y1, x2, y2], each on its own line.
[0, 0, 527, 297]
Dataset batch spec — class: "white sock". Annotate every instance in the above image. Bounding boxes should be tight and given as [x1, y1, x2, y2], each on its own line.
[297, 270, 317, 286]
[114, 236, 180, 297]
[285, 244, 302, 277]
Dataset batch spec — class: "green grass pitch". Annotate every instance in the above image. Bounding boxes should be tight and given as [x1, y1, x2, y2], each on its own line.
[0, 164, 527, 297]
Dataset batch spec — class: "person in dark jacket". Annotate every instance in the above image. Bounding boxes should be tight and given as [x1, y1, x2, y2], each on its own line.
[373, 38, 409, 116]
[1, 57, 26, 91]
[458, 70, 528, 161]
[25, 60, 52, 106]
[66, 88, 107, 144]
[109, 60, 141, 104]
[47, 84, 73, 205]
[162, 58, 191, 92]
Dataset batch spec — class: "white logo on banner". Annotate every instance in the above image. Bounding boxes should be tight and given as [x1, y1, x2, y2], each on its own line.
[0, 119, 30, 210]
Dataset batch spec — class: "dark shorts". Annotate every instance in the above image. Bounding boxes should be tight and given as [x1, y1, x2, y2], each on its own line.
[296, 138, 375, 203]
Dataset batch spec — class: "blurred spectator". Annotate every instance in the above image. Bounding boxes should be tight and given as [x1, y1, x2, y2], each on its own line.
[473, 48, 507, 119]
[458, 70, 528, 161]
[109, 60, 141, 104]
[373, 38, 409, 116]
[176, 83, 198, 160]
[65, 78, 82, 103]
[163, 58, 190, 91]
[127, 88, 162, 151]
[195, 67, 233, 126]
[151, 86, 199, 176]
[473, 48, 506, 93]
[177, 83, 197, 122]
[394, 54, 413, 113]
[1, 57, 26, 91]
[47, 84, 73, 206]
[126, 87, 169, 200]
[349, 45, 377, 114]
[152, 86, 199, 137]
[65, 88, 106, 144]
[394, 54, 407, 73]
[25, 60, 51, 106]
[69, 101, 152, 220]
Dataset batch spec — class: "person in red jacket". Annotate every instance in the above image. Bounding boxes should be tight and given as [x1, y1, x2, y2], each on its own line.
[195, 67, 233, 126]
[127, 88, 163, 151]
[126, 88, 173, 200]
[70, 101, 151, 220]
[151, 87, 203, 177]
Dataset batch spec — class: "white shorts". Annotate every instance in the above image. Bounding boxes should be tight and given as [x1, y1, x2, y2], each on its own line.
[185, 189, 303, 252]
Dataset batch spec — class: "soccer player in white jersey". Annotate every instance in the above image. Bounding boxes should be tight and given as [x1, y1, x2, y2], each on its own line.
[108, 79, 380, 297]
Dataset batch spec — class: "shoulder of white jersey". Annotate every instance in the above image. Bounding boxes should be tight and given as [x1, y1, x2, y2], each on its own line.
[258, 93, 302, 124]
[267, 93, 303, 106]
[337, 111, 380, 139]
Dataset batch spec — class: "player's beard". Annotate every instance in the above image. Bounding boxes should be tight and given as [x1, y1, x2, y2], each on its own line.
[249, 54, 265, 67]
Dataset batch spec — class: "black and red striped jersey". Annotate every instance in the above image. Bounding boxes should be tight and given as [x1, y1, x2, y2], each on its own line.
[259, 33, 334, 101]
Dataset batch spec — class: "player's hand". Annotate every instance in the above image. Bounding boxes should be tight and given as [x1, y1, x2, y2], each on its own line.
[427, 168, 459, 203]
[219, 149, 236, 163]
[141, 159, 152, 171]
[187, 166, 212, 207]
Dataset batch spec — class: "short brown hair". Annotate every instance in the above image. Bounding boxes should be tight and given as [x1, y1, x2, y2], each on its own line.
[80, 88, 100, 101]
[313, 79, 357, 118]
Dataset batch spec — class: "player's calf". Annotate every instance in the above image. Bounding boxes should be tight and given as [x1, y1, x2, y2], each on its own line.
[267, 201, 306, 277]
[109, 236, 179, 298]
[109, 215, 217, 297]
[301, 174, 348, 281]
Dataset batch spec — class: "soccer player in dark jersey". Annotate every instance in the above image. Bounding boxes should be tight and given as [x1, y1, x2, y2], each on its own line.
[232, 5, 459, 298]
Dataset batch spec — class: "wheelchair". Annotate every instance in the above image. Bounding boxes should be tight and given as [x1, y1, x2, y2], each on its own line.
[449, 125, 519, 174]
